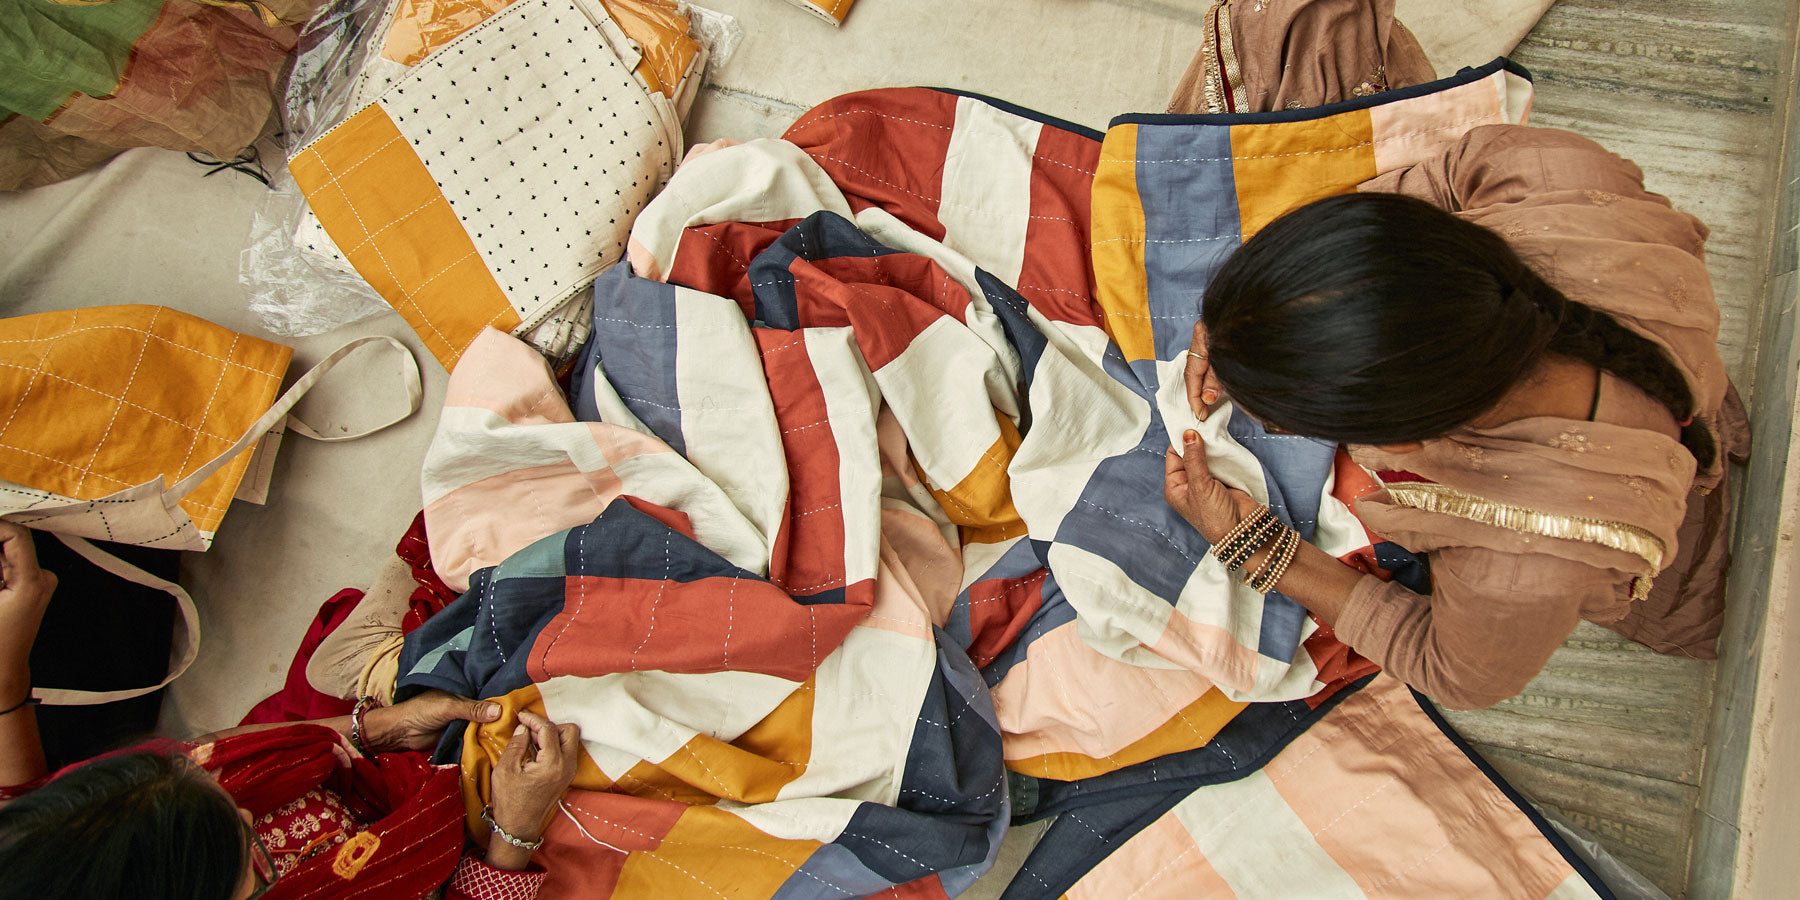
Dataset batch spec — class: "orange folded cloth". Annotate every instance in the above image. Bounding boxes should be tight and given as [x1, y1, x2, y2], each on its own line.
[783, 0, 855, 25]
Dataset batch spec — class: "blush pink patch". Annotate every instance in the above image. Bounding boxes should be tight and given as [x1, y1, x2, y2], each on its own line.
[444, 329, 575, 420]
[990, 623, 1214, 761]
[626, 237, 662, 281]
[849, 543, 934, 643]
[1149, 614, 1268, 696]
[878, 507, 961, 625]
[426, 460, 626, 591]
[1067, 811, 1237, 900]
[1262, 677, 1579, 897]
[1368, 71, 1505, 174]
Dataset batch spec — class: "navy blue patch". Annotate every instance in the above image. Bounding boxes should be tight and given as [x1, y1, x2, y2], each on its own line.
[748, 211, 900, 330]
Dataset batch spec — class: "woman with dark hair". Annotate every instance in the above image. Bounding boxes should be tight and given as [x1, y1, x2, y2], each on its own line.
[0, 521, 583, 900]
[1164, 125, 1748, 709]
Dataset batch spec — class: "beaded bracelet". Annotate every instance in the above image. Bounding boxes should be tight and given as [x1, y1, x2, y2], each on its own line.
[1211, 507, 1275, 569]
[482, 805, 545, 851]
[349, 696, 377, 756]
[1223, 515, 1284, 571]
[1218, 512, 1283, 571]
[1210, 506, 1270, 558]
[1246, 526, 1301, 593]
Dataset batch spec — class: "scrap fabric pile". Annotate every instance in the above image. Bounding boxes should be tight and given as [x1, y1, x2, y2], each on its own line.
[395, 61, 1611, 899]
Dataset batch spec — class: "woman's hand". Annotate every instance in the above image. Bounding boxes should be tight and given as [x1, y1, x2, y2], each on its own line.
[362, 690, 501, 753]
[1184, 321, 1227, 421]
[1164, 429, 1262, 544]
[0, 522, 56, 705]
[487, 711, 582, 870]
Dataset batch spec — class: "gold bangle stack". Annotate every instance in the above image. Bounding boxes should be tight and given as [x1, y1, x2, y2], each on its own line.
[1246, 525, 1300, 593]
[1213, 507, 1280, 571]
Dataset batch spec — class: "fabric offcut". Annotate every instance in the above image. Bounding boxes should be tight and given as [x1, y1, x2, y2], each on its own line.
[0, 0, 303, 190]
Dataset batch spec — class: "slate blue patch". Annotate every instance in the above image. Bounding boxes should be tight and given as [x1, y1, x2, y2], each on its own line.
[576, 263, 685, 454]
[1135, 122, 1241, 360]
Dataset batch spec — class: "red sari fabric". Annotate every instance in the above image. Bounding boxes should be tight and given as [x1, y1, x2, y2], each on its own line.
[197, 724, 465, 900]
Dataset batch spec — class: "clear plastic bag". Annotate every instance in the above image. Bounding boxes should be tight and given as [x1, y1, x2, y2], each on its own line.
[684, 2, 742, 72]
[242, 0, 399, 337]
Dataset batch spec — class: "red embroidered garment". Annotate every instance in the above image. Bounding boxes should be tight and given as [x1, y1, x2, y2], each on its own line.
[255, 787, 361, 877]
[198, 724, 465, 900]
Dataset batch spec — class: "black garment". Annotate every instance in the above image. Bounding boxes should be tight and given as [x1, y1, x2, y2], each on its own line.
[26, 532, 180, 770]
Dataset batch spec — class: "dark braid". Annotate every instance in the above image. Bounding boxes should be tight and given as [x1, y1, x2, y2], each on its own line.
[1516, 267, 1717, 470]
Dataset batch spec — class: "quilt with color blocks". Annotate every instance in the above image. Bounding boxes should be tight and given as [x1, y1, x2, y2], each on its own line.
[398, 62, 1604, 899]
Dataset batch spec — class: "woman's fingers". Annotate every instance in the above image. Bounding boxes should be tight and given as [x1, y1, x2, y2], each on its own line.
[1184, 353, 1209, 421]
[1163, 447, 1190, 509]
[515, 711, 560, 769]
[498, 722, 534, 772]
[556, 722, 582, 762]
[1186, 322, 1223, 420]
[1180, 430, 1214, 485]
[0, 522, 40, 584]
[463, 697, 502, 723]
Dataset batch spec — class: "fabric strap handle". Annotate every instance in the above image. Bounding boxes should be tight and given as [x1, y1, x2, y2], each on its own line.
[32, 336, 419, 705]
[31, 534, 201, 706]
[165, 335, 421, 500]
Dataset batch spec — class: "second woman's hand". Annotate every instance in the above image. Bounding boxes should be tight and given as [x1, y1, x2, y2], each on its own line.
[363, 690, 502, 753]
[0, 522, 56, 708]
[486, 711, 582, 871]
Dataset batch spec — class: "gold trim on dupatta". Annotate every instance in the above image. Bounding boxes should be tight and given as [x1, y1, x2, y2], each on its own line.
[1200, 1, 1246, 114]
[1381, 482, 1666, 584]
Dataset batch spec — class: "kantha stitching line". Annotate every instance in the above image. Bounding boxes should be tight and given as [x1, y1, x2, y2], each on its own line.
[312, 150, 457, 353]
[71, 307, 159, 497]
[172, 333, 238, 477]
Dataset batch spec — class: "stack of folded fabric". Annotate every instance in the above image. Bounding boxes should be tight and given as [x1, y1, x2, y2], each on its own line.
[284, 0, 709, 370]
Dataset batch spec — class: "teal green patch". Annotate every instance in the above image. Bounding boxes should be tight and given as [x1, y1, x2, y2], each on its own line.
[494, 530, 573, 580]
[0, 0, 168, 121]
[408, 625, 474, 676]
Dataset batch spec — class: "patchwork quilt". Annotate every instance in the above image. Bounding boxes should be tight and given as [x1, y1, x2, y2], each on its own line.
[400, 61, 1604, 899]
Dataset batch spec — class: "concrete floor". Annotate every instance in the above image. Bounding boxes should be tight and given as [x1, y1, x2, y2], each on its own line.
[1440, 2, 1792, 895]
[3, 1, 1793, 897]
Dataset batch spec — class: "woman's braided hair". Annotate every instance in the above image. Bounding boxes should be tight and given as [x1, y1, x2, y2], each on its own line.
[1203, 192, 1716, 470]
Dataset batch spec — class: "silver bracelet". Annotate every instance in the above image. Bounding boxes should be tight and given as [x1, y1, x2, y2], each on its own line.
[348, 696, 377, 756]
[481, 805, 544, 851]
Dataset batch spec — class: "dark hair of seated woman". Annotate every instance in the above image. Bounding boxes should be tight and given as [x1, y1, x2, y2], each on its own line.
[0, 750, 249, 900]
[1201, 191, 1715, 469]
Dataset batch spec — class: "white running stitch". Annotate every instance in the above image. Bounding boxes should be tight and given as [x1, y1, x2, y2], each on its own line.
[1090, 235, 1235, 247]
[0, 360, 237, 444]
[341, 193, 445, 254]
[313, 150, 455, 351]
[69, 307, 159, 497]
[0, 313, 53, 442]
[1098, 113, 1502, 164]
[171, 333, 238, 481]
[539, 521, 590, 666]
[629, 533, 672, 667]
[838, 830, 928, 872]
[797, 107, 954, 132]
